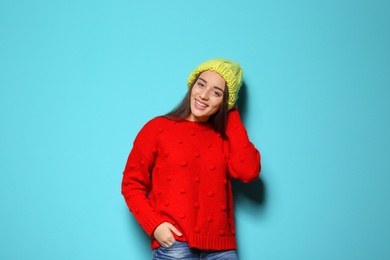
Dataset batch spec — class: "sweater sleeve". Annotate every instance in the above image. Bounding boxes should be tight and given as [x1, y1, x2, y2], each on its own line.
[121, 119, 165, 236]
[225, 108, 261, 182]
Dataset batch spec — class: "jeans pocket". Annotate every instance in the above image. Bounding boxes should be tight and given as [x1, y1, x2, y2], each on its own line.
[152, 241, 193, 260]
[165, 240, 176, 248]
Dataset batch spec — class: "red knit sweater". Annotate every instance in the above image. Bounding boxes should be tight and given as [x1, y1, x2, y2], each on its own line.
[121, 109, 261, 250]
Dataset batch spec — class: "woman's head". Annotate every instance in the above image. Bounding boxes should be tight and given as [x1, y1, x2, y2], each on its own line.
[187, 70, 226, 122]
[187, 58, 243, 110]
[165, 58, 243, 138]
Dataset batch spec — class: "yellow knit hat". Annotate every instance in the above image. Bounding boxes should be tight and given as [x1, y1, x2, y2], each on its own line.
[187, 58, 243, 110]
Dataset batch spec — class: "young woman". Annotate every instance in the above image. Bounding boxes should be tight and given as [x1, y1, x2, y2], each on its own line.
[122, 58, 261, 259]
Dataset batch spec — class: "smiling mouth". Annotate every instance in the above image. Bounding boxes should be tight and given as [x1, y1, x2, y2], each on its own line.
[195, 99, 208, 110]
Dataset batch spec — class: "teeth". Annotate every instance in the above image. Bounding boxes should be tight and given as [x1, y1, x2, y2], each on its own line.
[196, 100, 206, 107]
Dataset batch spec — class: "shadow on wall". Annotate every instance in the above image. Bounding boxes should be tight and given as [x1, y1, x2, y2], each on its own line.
[233, 81, 266, 259]
[233, 80, 266, 205]
[233, 80, 265, 203]
[231, 177, 265, 260]
[236, 81, 248, 121]
[231, 178, 265, 205]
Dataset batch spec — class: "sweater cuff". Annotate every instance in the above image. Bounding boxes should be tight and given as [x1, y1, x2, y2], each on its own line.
[138, 212, 165, 236]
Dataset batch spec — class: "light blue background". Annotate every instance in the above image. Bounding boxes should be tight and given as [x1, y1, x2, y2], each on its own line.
[1, 0, 389, 259]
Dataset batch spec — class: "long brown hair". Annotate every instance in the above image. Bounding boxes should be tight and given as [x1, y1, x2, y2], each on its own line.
[164, 76, 229, 139]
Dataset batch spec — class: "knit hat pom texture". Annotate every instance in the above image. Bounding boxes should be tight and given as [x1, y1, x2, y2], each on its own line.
[187, 58, 243, 110]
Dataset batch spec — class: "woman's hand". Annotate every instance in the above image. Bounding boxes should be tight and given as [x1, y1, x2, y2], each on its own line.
[153, 222, 182, 247]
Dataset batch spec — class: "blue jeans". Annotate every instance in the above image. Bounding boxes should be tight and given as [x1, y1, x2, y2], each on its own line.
[152, 241, 238, 260]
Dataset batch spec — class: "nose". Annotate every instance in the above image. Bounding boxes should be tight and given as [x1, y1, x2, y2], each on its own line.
[199, 88, 209, 100]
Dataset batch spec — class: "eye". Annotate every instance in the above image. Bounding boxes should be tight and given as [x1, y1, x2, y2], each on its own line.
[197, 82, 204, 88]
[212, 91, 222, 97]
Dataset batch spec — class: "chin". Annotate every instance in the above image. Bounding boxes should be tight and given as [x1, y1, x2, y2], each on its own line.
[190, 111, 209, 122]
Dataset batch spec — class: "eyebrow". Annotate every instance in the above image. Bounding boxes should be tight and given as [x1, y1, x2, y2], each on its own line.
[198, 77, 225, 93]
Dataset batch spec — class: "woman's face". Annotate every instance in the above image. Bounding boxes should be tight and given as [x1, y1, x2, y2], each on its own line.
[187, 70, 226, 122]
